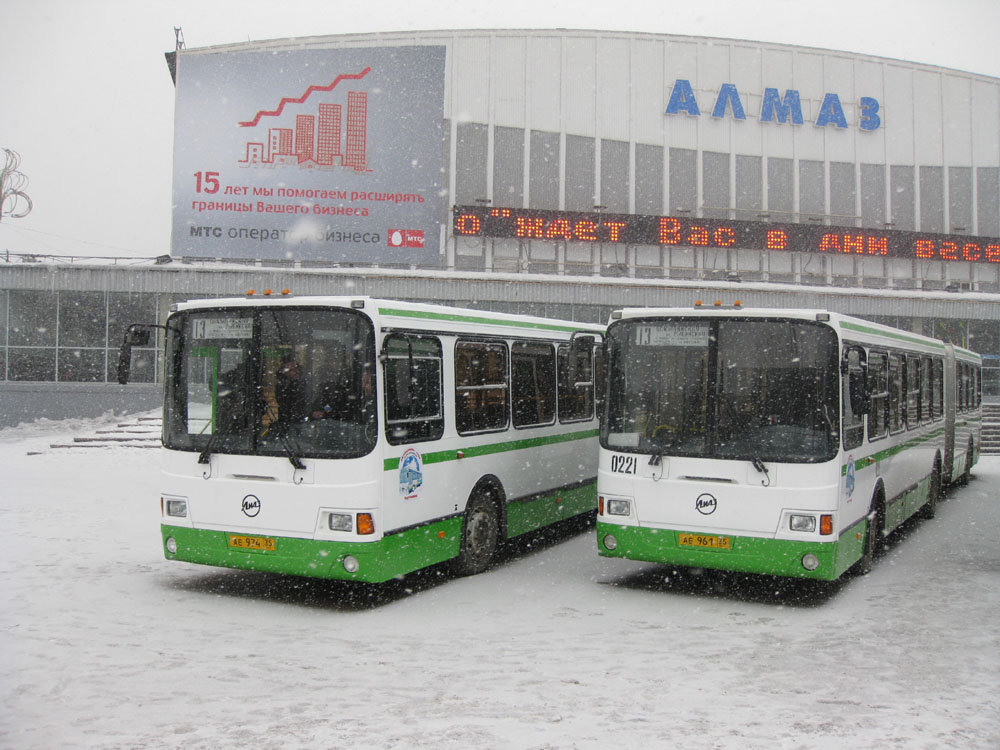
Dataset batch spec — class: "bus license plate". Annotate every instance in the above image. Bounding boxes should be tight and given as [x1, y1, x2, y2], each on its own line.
[228, 534, 276, 552]
[678, 533, 732, 550]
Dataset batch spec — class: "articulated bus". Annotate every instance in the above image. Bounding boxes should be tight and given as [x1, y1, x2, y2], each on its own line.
[596, 306, 981, 581]
[119, 296, 604, 583]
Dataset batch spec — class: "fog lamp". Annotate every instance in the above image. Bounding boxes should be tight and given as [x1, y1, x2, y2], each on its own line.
[603, 534, 618, 551]
[802, 553, 820, 571]
[343, 555, 360, 573]
[165, 536, 178, 554]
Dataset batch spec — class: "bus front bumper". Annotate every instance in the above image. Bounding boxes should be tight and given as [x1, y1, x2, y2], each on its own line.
[596, 520, 865, 581]
[161, 520, 461, 584]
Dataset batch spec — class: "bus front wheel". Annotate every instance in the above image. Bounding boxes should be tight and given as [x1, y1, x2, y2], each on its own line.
[452, 490, 501, 576]
[856, 491, 885, 576]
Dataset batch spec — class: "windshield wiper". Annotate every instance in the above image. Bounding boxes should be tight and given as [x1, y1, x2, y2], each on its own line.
[259, 401, 306, 470]
[719, 394, 770, 484]
[198, 416, 232, 465]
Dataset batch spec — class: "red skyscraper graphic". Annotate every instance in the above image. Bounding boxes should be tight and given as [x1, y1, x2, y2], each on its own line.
[344, 91, 368, 172]
[238, 69, 372, 172]
[295, 115, 315, 163]
[317, 103, 342, 166]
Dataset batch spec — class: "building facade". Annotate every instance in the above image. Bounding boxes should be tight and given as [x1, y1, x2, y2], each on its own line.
[1, 29, 998, 425]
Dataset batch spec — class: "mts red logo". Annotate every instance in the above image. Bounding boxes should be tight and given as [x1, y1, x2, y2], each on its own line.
[388, 229, 424, 248]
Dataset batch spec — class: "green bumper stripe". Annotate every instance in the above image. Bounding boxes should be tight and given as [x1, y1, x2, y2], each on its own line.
[384, 428, 598, 471]
[162, 518, 462, 584]
[506, 480, 597, 538]
[596, 519, 867, 581]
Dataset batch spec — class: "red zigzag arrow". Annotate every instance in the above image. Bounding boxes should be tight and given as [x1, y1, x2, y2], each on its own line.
[238, 67, 372, 127]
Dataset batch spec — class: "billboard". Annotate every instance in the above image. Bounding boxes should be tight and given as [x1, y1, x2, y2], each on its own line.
[172, 45, 447, 264]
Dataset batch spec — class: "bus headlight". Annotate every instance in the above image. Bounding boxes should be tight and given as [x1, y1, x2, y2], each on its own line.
[343, 556, 360, 573]
[165, 537, 178, 554]
[801, 553, 820, 571]
[163, 497, 188, 518]
[603, 534, 618, 551]
[328, 513, 353, 532]
[607, 499, 631, 517]
[789, 514, 816, 533]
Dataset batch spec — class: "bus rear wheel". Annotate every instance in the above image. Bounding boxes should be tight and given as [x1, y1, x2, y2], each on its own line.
[452, 490, 501, 576]
[919, 463, 941, 519]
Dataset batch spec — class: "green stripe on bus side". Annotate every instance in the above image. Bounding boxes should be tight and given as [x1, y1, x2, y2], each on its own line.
[838, 320, 947, 351]
[841, 427, 946, 476]
[377, 306, 604, 335]
[506, 480, 597, 538]
[383, 428, 599, 471]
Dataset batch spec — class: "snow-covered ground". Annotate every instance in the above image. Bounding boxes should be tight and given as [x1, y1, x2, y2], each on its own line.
[2, 412, 998, 749]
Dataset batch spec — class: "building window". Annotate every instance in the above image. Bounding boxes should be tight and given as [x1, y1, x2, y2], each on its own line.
[493, 126, 524, 207]
[565, 135, 595, 212]
[669, 148, 696, 215]
[767, 157, 793, 219]
[702, 151, 730, 219]
[529, 130, 560, 210]
[890, 165, 915, 231]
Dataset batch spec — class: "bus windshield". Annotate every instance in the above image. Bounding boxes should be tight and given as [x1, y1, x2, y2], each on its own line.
[164, 307, 376, 459]
[603, 317, 839, 463]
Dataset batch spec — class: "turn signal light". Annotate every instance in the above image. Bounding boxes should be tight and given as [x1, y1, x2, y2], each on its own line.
[820, 514, 834, 536]
[357, 513, 375, 535]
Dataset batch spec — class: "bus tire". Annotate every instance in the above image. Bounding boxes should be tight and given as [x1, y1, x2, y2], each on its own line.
[856, 489, 885, 576]
[452, 488, 501, 576]
[919, 461, 941, 520]
[957, 439, 974, 486]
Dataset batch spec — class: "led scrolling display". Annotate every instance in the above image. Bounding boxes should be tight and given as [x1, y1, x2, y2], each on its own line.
[453, 206, 1000, 264]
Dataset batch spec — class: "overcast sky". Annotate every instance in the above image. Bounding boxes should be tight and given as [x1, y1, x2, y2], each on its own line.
[2, 0, 998, 259]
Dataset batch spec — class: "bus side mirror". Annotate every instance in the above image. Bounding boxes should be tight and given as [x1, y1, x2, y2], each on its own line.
[117, 326, 153, 385]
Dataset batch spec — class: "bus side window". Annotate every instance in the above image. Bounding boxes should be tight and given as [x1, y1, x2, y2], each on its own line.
[888, 353, 904, 434]
[383, 335, 444, 445]
[920, 357, 933, 424]
[905, 354, 920, 428]
[931, 358, 944, 419]
[842, 346, 866, 450]
[557, 343, 594, 423]
[867, 351, 889, 441]
[455, 340, 509, 434]
[511, 341, 556, 428]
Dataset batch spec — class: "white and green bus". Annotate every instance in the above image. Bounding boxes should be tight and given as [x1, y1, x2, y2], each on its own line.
[596, 305, 981, 581]
[120, 295, 603, 583]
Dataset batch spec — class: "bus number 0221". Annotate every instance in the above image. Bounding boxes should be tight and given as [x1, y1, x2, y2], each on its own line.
[611, 454, 637, 474]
